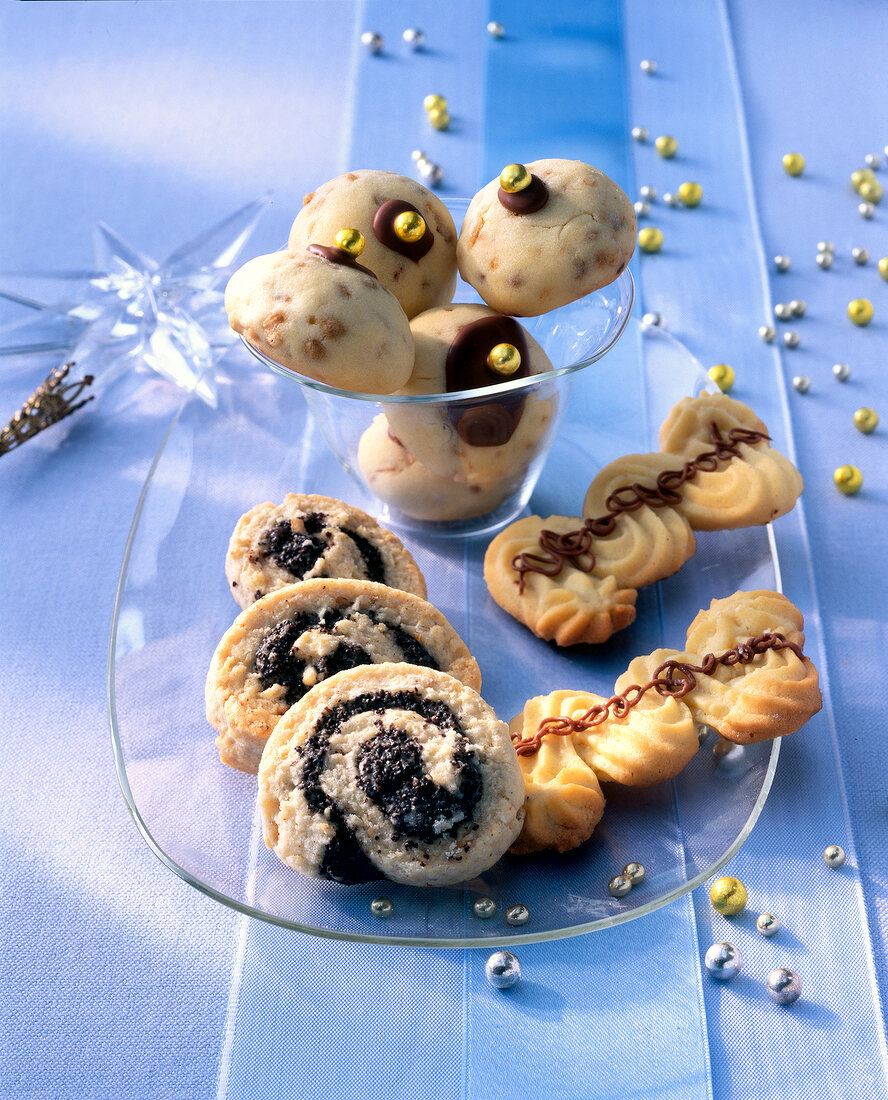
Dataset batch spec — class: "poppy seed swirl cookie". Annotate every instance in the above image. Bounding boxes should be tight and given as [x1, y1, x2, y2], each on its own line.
[258, 663, 525, 885]
[226, 493, 427, 609]
[207, 579, 480, 773]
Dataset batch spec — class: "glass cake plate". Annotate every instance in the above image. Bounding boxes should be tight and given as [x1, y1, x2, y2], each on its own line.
[108, 317, 781, 947]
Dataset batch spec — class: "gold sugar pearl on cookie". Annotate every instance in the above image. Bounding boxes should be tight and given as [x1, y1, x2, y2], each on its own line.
[710, 875, 748, 916]
[848, 298, 874, 326]
[487, 342, 522, 376]
[708, 364, 735, 393]
[834, 465, 863, 495]
[393, 210, 426, 244]
[655, 134, 678, 159]
[782, 152, 805, 176]
[679, 181, 703, 207]
[499, 163, 532, 194]
[638, 227, 664, 253]
[334, 228, 365, 256]
[854, 407, 879, 433]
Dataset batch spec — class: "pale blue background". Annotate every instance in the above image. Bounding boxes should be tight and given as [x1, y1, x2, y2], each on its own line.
[1, 2, 886, 1097]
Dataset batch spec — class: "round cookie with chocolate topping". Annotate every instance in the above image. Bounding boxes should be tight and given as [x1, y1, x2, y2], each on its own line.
[258, 662, 525, 886]
[385, 304, 556, 485]
[206, 578, 480, 774]
[457, 158, 636, 317]
[226, 493, 427, 609]
[288, 170, 458, 319]
[224, 248, 413, 393]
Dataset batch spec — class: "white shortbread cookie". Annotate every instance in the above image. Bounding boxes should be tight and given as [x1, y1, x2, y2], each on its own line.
[288, 170, 458, 319]
[225, 493, 426, 609]
[385, 304, 556, 485]
[258, 663, 525, 886]
[225, 248, 413, 394]
[457, 158, 636, 316]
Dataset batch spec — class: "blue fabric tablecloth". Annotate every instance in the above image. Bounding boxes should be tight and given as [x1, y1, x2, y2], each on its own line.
[2, 2, 886, 1097]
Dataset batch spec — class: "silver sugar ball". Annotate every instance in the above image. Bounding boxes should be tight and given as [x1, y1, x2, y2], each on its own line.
[411, 149, 427, 163]
[662, 191, 679, 207]
[640, 58, 658, 74]
[485, 950, 521, 989]
[704, 941, 742, 981]
[402, 28, 425, 49]
[852, 246, 869, 265]
[757, 913, 781, 937]
[634, 200, 651, 218]
[832, 362, 851, 382]
[505, 903, 530, 926]
[713, 739, 746, 771]
[783, 330, 801, 348]
[758, 324, 777, 343]
[824, 844, 847, 868]
[816, 251, 834, 269]
[790, 299, 806, 317]
[360, 31, 384, 53]
[774, 254, 791, 272]
[817, 240, 835, 254]
[774, 302, 793, 321]
[473, 897, 497, 919]
[641, 311, 663, 327]
[486, 20, 505, 38]
[695, 722, 712, 743]
[865, 153, 881, 169]
[767, 967, 801, 1004]
[631, 126, 649, 143]
[419, 161, 444, 186]
[640, 185, 657, 201]
[370, 897, 394, 918]
[792, 374, 811, 393]
[608, 874, 633, 898]
[859, 201, 876, 219]
[623, 862, 646, 885]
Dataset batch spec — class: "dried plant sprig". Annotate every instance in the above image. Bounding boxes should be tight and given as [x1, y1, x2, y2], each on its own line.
[0, 362, 94, 457]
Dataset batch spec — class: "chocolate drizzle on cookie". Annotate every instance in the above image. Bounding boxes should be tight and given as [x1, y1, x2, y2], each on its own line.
[512, 631, 806, 756]
[297, 690, 483, 883]
[372, 200, 434, 261]
[307, 243, 377, 278]
[511, 422, 771, 591]
[497, 174, 549, 214]
[445, 315, 532, 447]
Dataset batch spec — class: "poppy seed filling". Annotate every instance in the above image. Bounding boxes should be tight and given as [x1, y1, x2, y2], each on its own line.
[260, 512, 388, 584]
[297, 691, 484, 883]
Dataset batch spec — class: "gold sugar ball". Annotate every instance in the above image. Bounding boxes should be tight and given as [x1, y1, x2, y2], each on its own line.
[499, 163, 532, 193]
[834, 465, 863, 495]
[334, 228, 365, 256]
[638, 226, 664, 253]
[858, 178, 884, 204]
[878, 256, 888, 281]
[678, 181, 703, 207]
[708, 364, 735, 393]
[848, 298, 874, 326]
[855, 407, 879, 434]
[655, 134, 678, 159]
[851, 167, 876, 192]
[782, 152, 805, 177]
[393, 210, 426, 243]
[487, 342, 522, 376]
[428, 106, 451, 131]
[710, 876, 748, 916]
[423, 93, 447, 113]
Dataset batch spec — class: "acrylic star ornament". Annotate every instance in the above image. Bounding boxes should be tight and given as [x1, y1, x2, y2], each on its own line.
[0, 196, 269, 408]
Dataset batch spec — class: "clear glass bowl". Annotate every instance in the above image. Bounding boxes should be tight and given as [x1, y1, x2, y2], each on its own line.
[109, 320, 781, 947]
[239, 200, 634, 537]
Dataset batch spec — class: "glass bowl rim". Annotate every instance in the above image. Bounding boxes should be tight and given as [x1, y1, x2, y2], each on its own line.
[238, 267, 635, 405]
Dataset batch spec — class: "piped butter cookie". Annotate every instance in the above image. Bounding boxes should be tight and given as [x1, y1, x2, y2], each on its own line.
[225, 493, 426, 609]
[258, 662, 525, 886]
[288, 170, 458, 319]
[457, 159, 636, 316]
[207, 579, 480, 774]
[224, 247, 413, 393]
